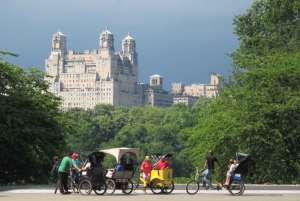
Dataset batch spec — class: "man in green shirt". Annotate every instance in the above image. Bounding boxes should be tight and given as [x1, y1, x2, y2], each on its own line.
[58, 152, 81, 195]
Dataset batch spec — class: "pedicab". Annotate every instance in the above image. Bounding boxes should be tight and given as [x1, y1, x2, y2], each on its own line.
[225, 152, 252, 195]
[100, 147, 140, 194]
[137, 154, 174, 194]
[77, 151, 107, 195]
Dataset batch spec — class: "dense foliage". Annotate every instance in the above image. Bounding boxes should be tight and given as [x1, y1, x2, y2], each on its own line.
[64, 102, 210, 178]
[187, 0, 300, 184]
[0, 51, 69, 184]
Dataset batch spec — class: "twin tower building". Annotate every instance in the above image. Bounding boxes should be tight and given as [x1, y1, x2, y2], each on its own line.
[45, 27, 155, 109]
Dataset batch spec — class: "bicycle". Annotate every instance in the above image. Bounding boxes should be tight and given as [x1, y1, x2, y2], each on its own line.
[186, 167, 221, 195]
[54, 175, 78, 194]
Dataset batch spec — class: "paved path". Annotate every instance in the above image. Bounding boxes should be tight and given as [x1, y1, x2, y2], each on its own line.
[1, 185, 300, 201]
[1, 191, 300, 201]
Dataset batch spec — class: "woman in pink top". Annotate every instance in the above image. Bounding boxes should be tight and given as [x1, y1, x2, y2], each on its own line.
[140, 156, 153, 193]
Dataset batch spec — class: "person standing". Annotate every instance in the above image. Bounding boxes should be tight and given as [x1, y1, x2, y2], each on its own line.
[202, 150, 221, 190]
[70, 153, 81, 193]
[51, 156, 60, 183]
[140, 156, 153, 193]
[58, 152, 81, 195]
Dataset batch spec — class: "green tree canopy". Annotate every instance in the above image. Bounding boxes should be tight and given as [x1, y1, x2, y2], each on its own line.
[0, 52, 69, 184]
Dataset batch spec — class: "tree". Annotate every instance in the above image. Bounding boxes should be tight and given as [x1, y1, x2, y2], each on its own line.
[0, 52, 68, 184]
[186, 0, 300, 184]
[231, 0, 300, 70]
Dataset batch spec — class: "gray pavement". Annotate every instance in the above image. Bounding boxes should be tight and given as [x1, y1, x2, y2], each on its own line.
[1, 184, 300, 192]
[1, 192, 300, 201]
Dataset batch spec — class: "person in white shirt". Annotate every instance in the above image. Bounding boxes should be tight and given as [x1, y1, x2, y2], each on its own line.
[223, 159, 237, 187]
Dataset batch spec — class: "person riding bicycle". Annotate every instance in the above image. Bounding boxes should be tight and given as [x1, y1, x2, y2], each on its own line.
[202, 150, 221, 190]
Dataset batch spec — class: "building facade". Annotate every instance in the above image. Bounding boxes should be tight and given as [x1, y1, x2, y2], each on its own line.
[45, 28, 143, 110]
[145, 75, 174, 108]
[172, 82, 185, 95]
[173, 96, 199, 107]
[182, 75, 220, 98]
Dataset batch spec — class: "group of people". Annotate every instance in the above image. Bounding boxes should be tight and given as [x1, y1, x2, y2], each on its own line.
[202, 150, 239, 190]
[140, 155, 170, 193]
[51, 152, 82, 195]
[51, 152, 104, 195]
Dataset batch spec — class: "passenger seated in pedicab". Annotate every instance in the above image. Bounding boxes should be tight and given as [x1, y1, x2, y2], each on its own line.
[95, 156, 103, 168]
[81, 156, 97, 171]
[156, 157, 169, 170]
[124, 159, 134, 170]
[115, 160, 125, 171]
[223, 159, 237, 187]
[106, 160, 124, 178]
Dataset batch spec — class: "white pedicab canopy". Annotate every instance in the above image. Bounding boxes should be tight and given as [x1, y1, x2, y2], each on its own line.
[100, 147, 140, 162]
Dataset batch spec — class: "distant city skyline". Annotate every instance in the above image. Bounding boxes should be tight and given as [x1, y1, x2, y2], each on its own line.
[1, 0, 255, 91]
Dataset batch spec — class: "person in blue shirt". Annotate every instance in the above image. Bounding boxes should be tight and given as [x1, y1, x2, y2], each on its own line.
[70, 153, 81, 193]
[115, 160, 124, 171]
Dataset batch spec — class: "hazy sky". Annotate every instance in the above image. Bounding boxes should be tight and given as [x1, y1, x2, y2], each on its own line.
[1, 0, 255, 91]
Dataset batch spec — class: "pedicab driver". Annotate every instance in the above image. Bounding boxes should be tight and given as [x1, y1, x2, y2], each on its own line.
[58, 152, 82, 195]
[202, 150, 221, 190]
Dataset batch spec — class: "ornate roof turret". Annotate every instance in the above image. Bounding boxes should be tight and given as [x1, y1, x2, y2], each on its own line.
[104, 26, 113, 35]
[57, 28, 65, 36]
[123, 32, 134, 40]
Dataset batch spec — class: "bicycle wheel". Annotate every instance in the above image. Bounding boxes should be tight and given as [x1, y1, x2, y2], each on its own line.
[163, 181, 174, 194]
[54, 181, 59, 194]
[228, 180, 245, 195]
[186, 180, 199, 195]
[106, 179, 116, 194]
[78, 180, 92, 195]
[121, 179, 134, 194]
[94, 182, 107, 195]
[150, 179, 164, 194]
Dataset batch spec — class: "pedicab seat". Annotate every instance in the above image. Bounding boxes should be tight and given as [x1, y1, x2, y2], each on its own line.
[110, 170, 135, 180]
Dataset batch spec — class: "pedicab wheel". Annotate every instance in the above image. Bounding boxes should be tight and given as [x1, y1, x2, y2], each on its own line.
[121, 179, 134, 194]
[186, 180, 199, 195]
[228, 181, 245, 195]
[163, 181, 174, 194]
[54, 181, 59, 194]
[94, 182, 107, 195]
[150, 179, 164, 194]
[105, 179, 116, 194]
[78, 180, 92, 195]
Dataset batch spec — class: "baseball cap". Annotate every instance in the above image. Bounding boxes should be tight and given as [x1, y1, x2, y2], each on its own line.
[72, 153, 79, 157]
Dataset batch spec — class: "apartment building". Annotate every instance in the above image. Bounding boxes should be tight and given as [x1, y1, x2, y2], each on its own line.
[45, 28, 143, 109]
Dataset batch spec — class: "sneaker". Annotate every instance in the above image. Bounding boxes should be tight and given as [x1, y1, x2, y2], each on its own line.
[208, 188, 213, 190]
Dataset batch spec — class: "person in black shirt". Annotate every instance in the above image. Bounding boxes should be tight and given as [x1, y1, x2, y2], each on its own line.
[202, 150, 221, 190]
[124, 159, 134, 170]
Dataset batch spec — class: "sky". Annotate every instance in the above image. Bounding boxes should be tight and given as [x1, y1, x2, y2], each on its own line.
[0, 0, 255, 91]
